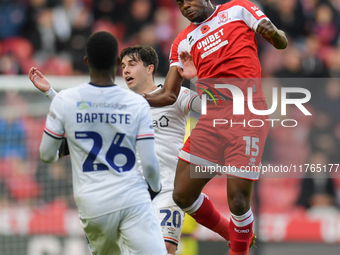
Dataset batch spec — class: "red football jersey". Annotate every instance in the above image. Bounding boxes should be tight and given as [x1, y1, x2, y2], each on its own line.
[170, 0, 269, 101]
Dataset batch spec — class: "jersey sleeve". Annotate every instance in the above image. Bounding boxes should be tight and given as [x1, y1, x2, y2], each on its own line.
[136, 100, 154, 141]
[44, 93, 65, 139]
[236, 0, 270, 32]
[177, 87, 200, 115]
[169, 34, 189, 69]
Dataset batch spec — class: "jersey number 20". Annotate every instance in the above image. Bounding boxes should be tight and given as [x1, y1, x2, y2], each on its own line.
[75, 131, 135, 173]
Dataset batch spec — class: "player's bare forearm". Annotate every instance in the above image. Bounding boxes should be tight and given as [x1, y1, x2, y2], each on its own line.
[267, 29, 288, 49]
[145, 66, 183, 107]
[257, 20, 288, 49]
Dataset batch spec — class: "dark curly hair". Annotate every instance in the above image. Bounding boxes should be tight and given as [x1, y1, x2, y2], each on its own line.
[86, 31, 119, 71]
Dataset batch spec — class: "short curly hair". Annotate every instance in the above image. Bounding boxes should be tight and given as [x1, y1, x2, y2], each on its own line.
[86, 31, 119, 71]
[120, 45, 159, 77]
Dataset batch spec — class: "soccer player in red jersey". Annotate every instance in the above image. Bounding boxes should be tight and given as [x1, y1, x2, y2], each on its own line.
[144, 0, 288, 254]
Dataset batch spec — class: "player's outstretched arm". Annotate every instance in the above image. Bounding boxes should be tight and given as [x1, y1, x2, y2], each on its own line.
[176, 52, 201, 113]
[28, 67, 57, 100]
[256, 20, 288, 49]
[136, 139, 161, 193]
[30, 67, 69, 158]
[145, 66, 183, 107]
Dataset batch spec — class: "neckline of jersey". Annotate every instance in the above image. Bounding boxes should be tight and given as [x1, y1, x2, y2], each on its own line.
[193, 5, 220, 25]
[149, 84, 163, 95]
[88, 82, 117, 88]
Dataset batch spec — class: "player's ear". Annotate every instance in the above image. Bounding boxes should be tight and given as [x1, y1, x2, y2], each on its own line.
[84, 56, 89, 66]
[147, 64, 154, 75]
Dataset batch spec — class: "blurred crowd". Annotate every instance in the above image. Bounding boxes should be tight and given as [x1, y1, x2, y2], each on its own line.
[0, 0, 186, 76]
[0, 0, 340, 216]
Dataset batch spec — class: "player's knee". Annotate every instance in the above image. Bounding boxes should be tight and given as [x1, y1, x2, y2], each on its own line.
[229, 195, 249, 215]
[172, 191, 192, 209]
[165, 241, 177, 255]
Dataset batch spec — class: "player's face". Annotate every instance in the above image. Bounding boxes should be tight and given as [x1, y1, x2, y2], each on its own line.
[121, 55, 149, 93]
[176, 0, 211, 22]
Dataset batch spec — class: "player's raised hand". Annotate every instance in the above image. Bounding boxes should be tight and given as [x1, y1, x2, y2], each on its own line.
[28, 67, 51, 93]
[256, 19, 277, 37]
[177, 51, 197, 80]
[256, 19, 288, 49]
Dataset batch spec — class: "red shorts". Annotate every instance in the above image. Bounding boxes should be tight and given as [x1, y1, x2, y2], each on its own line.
[179, 100, 270, 180]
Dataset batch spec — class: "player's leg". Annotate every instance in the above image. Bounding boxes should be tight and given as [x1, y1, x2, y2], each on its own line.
[153, 191, 185, 254]
[227, 177, 255, 255]
[173, 159, 230, 241]
[120, 202, 167, 255]
[224, 101, 270, 255]
[165, 242, 177, 255]
[80, 213, 121, 255]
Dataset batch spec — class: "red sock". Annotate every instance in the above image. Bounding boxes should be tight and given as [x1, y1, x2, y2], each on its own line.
[189, 195, 229, 241]
[228, 213, 253, 252]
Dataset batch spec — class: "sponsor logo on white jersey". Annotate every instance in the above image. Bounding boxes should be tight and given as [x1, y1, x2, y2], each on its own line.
[77, 101, 126, 110]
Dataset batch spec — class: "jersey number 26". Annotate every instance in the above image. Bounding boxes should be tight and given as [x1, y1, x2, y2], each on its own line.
[75, 131, 135, 173]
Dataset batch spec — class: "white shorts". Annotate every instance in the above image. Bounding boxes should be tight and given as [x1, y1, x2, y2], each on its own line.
[152, 191, 185, 246]
[80, 202, 166, 255]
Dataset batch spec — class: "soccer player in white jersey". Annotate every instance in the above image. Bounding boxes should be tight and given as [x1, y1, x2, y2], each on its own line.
[120, 45, 201, 254]
[35, 31, 167, 255]
[29, 44, 201, 255]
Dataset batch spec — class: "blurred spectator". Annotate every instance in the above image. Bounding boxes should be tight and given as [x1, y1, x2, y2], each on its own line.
[263, 0, 308, 40]
[0, 92, 40, 204]
[0, 116, 27, 158]
[0, 0, 26, 39]
[325, 47, 340, 76]
[0, 37, 34, 74]
[313, 79, 340, 123]
[136, 24, 168, 76]
[93, 0, 128, 23]
[313, 3, 340, 47]
[297, 151, 338, 212]
[153, 7, 175, 49]
[0, 53, 23, 74]
[123, 0, 156, 42]
[23, 0, 53, 54]
[302, 35, 330, 78]
[0, 179, 10, 206]
[63, 7, 92, 74]
[274, 44, 305, 78]
[0, 92, 27, 160]
[309, 110, 340, 163]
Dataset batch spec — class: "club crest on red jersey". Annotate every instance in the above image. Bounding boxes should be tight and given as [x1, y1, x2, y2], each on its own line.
[218, 11, 229, 23]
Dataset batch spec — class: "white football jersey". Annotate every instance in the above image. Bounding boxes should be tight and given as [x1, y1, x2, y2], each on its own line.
[44, 83, 154, 219]
[147, 85, 199, 193]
